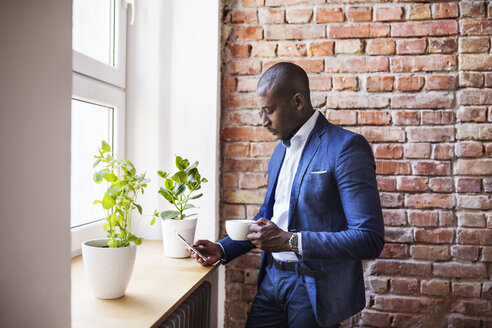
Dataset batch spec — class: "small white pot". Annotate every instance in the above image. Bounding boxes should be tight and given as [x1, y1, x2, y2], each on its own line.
[81, 239, 136, 299]
[161, 217, 197, 258]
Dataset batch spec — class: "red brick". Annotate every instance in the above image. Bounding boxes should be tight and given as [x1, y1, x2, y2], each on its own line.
[391, 55, 457, 72]
[430, 37, 459, 54]
[384, 226, 413, 242]
[395, 76, 424, 92]
[380, 244, 407, 259]
[459, 54, 492, 71]
[457, 195, 492, 210]
[412, 161, 451, 176]
[483, 282, 492, 300]
[457, 177, 481, 193]
[325, 110, 356, 126]
[440, 212, 455, 226]
[376, 161, 410, 175]
[421, 110, 454, 125]
[451, 245, 479, 261]
[459, 37, 490, 53]
[398, 177, 427, 192]
[433, 144, 454, 160]
[327, 94, 388, 109]
[405, 143, 431, 159]
[456, 142, 484, 158]
[405, 193, 455, 209]
[434, 262, 487, 278]
[459, 89, 492, 105]
[224, 204, 246, 219]
[366, 76, 394, 92]
[373, 144, 403, 159]
[483, 247, 492, 262]
[358, 111, 391, 125]
[277, 42, 307, 57]
[230, 60, 262, 75]
[258, 8, 284, 24]
[374, 295, 446, 314]
[452, 299, 492, 316]
[224, 77, 237, 91]
[264, 59, 323, 73]
[222, 127, 276, 142]
[236, 77, 259, 92]
[250, 142, 276, 157]
[375, 7, 403, 21]
[455, 159, 492, 175]
[359, 311, 391, 328]
[224, 158, 270, 173]
[407, 127, 455, 142]
[235, 26, 263, 41]
[457, 228, 492, 245]
[326, 57, 388, 73]
[408, 211, 438, 226]
[392, 111, 420, 126]
[392, 20, 458, 37]
[327, 23, 390, 38]
[358, 127, 405, 142]
[224, 142, 250, 157]
[391, 278, 418, 295]
[461, 18, 492, 36]
[408, 4, 431, 21]
[432, 3, 458, 19]
[377, 176, 396, 191]
[411, 245, 449, 260]
[230, 44, 252, 58]
[427, 75, 456, 90]
[421, 280, 449, 296]
[457, 107, 487, 123]
[309, 75, 332, 91]
[382, 209, 406, 225]
[308, 41, 334, 56]
[370, 260, 431, 277]
[239, 173, 268, 189]
[368, 277, 389, 293]
[242, 0, 264, 7]
[335, 39, 364, 54]
[286, 9, 312, 24]
[457, 212, 486, 228]
[429, 177, 453, 192]
[459, 72, 484, 88]
[224, 93, 258, 109]
[415, 228, 454, 244]
[224, 189, 266, 204]
[346, 7, 372, 22]
[380, 192, 404, 208]
[332, 76, 358, 91]
[265, 0, 324, 6]
[396, 39, 427, 54]
[265, 25, 324, 40]
[223, 173, 238, 188]
[460, 2, 486, 18]
[252, 43, 277, 57]
[366, 38, 396, 55]
[231, 10, 258, 24]
[315, 7, 344, 23]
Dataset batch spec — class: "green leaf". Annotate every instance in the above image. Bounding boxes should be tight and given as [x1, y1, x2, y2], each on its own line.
[160, 210, 180, 220]
[184, 204, 196, 210]
[186, 161, 199, 172]
[102, 193, 116, 209]
[158, 188, 174, 203]
[157, 170, 168, 179]
[94, 168, 110, 183]
[171, 171, 188, 184]
[104, 172, 118, 182]
[93, 159, 101, 168]
[189, 193, 203, 200]
[93, 200, 101, 205]
[107, 183, 123, 196]
[175, 155, 186, 170]
[135, 203, 143, 215]
[165, 178, 174, 190]
[201, 178, 208, 183]
[174, 183, 186, 196]
[101, 141, 111, 153]
[150, 216, 156, 225]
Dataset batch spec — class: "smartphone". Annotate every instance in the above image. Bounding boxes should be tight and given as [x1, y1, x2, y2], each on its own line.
[174, 231, 208, 262]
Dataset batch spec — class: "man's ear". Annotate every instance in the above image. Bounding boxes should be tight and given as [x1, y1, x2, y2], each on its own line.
[293, 93, 304, 111]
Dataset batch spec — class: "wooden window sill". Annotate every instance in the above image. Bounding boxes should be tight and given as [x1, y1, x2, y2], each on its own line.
[71, 240, 219, 327]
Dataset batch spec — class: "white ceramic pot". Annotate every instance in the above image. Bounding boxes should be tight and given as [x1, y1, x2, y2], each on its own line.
[161, 217, 197, 258]
[81, 238, 136, 299]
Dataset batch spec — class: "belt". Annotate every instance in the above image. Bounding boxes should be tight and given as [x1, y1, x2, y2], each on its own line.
[270, 257, 327, 279]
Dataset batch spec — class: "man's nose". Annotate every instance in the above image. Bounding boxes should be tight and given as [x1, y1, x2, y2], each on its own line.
[262, 114, 270, 127]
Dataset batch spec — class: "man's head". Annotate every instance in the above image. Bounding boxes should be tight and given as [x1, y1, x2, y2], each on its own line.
[256, 62, 314, 141]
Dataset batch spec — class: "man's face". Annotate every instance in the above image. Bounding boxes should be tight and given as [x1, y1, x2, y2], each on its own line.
[257, 88, 300, 141]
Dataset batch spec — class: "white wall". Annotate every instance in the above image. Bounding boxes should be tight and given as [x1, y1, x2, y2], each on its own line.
[127, 0, 221, 242]
[0, 1, 72, 327]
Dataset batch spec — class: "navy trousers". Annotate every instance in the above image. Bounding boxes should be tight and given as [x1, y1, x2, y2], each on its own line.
[245, 263, 340, 328]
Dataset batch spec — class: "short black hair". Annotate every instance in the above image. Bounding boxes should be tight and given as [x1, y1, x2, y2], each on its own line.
[257, 62, 310, 99]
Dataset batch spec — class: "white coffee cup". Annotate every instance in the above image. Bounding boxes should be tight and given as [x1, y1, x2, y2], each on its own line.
[226, 219, 253, 241]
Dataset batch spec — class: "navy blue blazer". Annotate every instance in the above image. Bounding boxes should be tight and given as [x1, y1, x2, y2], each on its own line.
[220, 114, 385, 326]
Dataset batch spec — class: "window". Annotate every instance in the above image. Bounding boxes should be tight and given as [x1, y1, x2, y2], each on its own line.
[71, 0, 128, 255]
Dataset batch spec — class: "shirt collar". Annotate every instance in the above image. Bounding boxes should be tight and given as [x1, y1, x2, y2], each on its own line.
[282, 110, 319, 149]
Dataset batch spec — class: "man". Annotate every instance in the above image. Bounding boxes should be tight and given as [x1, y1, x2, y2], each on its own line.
[192, 62, 385, 327]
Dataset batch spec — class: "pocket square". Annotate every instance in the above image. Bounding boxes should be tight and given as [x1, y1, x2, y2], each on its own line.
[311, 170, 328, 174]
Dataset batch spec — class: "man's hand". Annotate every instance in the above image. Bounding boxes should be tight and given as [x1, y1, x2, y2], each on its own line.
[189, 240, 223, 266]
[247, 218, 293, 252]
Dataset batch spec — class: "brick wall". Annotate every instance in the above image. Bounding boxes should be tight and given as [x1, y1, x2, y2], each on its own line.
[219, 0, 492, 327]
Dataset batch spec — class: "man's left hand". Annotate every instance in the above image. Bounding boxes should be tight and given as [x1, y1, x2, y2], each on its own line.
[247, 218, 293, 252]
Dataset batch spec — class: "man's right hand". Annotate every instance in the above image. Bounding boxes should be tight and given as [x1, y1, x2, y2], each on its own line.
[190, 239, 224, 266]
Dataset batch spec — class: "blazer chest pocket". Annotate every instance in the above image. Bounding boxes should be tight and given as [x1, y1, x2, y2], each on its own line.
[304, 169, 332, 189]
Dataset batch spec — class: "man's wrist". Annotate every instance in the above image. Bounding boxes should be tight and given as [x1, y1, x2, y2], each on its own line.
[288, 232, 299, 254]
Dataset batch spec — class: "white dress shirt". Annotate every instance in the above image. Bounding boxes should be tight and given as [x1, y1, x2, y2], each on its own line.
[271, 110, 319, 262]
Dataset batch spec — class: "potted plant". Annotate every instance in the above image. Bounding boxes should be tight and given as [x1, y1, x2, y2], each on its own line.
[82, 141, 158, 299]
[158, 155, 207, 258]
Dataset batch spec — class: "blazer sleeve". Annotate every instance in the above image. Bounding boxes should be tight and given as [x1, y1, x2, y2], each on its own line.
[301, 134, 385, 261]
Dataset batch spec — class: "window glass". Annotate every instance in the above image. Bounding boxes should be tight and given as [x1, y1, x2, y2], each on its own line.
[72, 0, 115, 66]
[70, 99, 113, 228]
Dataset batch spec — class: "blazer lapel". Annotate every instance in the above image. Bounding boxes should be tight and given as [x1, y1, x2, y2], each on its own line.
[265, 144, 285, 220]
[287, 115, 327, 229]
